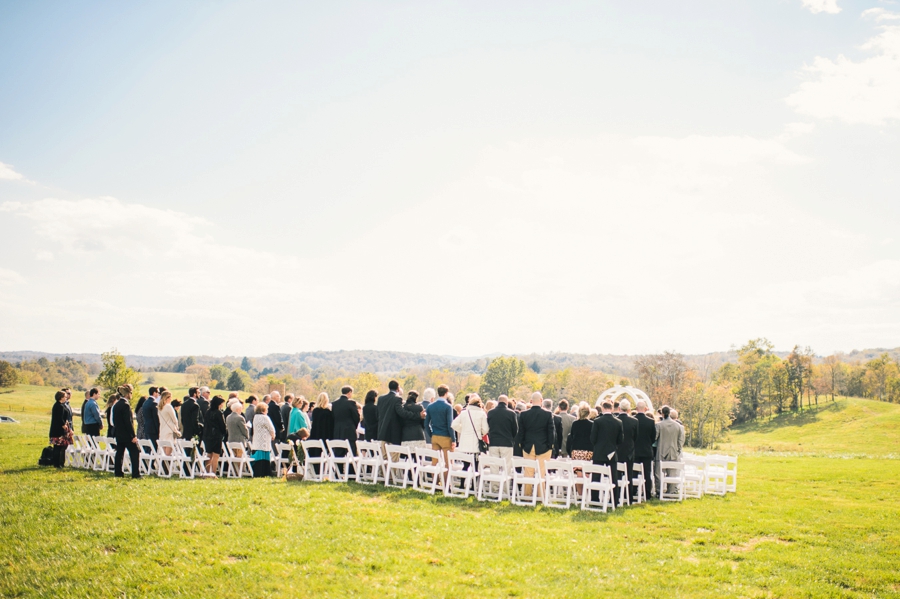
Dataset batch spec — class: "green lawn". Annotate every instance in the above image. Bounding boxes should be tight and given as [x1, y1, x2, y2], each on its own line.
[1, 386, 899, 598]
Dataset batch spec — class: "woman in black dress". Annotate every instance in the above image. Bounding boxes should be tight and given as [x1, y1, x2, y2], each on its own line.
[361, 390, 378, 442]
[308, 392, 334, 474]
[48, 390, 73, 468]
[203, 396, 227, 477]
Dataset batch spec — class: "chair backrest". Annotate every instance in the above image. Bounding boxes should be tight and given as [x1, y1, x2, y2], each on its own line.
[660, 460, 685, 474]
[545, 461, 575, 478]
[510, 457, 539, 474]
[385, 444, 413, 462]
[226, 442, 245, 455]
[447, 451, 475, 470]
[326, 439, 351, 455]
[582, 463, 612, 479]
[158, 439, 176, 453]
[414, 447, 443, 467]
[356, 440, 383, 460]
[633, 462, 644, 475]
[478, 454, 507, 473]
[301, 439, 326, 452]
[138, 439, 156, 454]
[684, 457, 706, 471]
[275, 442, 292, 455]
[616, 462, 628, 474]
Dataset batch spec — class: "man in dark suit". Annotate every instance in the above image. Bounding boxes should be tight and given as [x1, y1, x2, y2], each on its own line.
[197, 386, 211, 426]
[266, 392, 285, 443]
[141, 386, 160, 447]
[486, 395, 518, 481]
[280, 395, 293, 441]
[112, 388, 141, 478]
[590, 400, 624, 505]
[515, 392, 555, 498]
[377, 380, 423, 448]
[181, 387, 203, 443]
[331, 386, 361, 456]
[634, 399, 657, 501]
[615, 398, 639, 504]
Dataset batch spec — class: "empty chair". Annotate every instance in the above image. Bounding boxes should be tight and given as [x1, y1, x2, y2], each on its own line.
[631, 462, 647, 504]
[616, 462, 631, 507]
[580, 463, 615, 512]
[704, 456, 728, 496]
[510, 457, 542, 507]
[445, 452, 478, 499]
[544, 461, 578, 509]
[156, 440, 180, 477]
[659, 461, 685, 502]
[725, 455, 738, 493]
[138, 439, 159, 476]
[300, 439, 330, 482]
[326, 439, 357, 483]
[92, 437, 114, 472]
[384, 444, 417, 489]
[683, 457, 706, 499]
[477, 454, 510, 502]
[413, 447, 446, 495]
[355, 440, 386, 485]
[78, 436, 98, 470]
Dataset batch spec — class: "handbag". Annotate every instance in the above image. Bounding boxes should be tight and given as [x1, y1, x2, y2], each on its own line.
[467, 410, 489, 454]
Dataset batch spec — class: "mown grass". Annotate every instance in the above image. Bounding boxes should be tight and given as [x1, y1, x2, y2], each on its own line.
[1, 385, 899, 598]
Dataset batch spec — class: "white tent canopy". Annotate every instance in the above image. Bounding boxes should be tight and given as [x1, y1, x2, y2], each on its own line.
[596, 385, 653, 412]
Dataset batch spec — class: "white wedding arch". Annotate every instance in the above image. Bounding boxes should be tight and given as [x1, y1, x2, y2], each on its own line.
[595, 385, 653, 411]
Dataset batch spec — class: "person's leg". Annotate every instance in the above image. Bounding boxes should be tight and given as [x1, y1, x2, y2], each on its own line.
[524, 449, 537, 496]
[536, 450, 552, 499]
[52, 444, 66, 468]
[208, 452, 220, 475]
[128, 442, 141, 478]
[114, 442, 126, 477]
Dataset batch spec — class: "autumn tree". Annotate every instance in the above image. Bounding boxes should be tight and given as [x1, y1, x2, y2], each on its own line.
[479, 357, 526, 400]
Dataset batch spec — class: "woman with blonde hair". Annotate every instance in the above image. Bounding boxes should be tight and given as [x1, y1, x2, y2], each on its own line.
[451, 393, 490, 470]
[250, 401, 276, 477]
[307, 392, 332, 474]
[158, 391, 181, 455]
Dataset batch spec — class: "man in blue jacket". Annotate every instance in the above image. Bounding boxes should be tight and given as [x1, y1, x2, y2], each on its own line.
[82, 388, 103, 437]
[425, 385, 455, 466]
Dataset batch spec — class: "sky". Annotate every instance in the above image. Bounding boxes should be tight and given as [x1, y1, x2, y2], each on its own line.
[0, 0, 898, 358]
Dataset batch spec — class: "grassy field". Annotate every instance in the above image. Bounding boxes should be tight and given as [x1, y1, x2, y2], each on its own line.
[1, 386, 899, 598]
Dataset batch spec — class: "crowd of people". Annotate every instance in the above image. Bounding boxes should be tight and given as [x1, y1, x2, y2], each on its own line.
[47, 380, 686, 501]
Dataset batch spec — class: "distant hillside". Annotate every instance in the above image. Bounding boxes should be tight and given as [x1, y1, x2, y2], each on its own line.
[720, 396, 900, 457]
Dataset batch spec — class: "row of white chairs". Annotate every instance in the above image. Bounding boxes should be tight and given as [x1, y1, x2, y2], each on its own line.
[299, 439, 661, 512]
[657, 454, 738, 501]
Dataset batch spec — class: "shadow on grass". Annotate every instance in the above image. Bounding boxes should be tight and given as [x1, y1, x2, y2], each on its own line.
[729, 400, 845, 435]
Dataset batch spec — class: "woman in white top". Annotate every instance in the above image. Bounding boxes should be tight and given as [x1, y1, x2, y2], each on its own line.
[451, 394, 490, 469]
[157, 391, 181, 455]
[250, 401, 276, 477]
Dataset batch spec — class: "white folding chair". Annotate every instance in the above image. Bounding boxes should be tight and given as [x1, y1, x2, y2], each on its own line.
[176, 440, 207, 478]
[684, 457, 706, 499]
[477, 455, 510, 502]
[510, 457, 542, 507]
[725, 455, 738, 493]
[355, 440, 386, 485]
[156, 440, 180, 477]
[413, 447, 446, 495]
[544, 461, 578, 509]
[660, 461, 685, 502]
[300, 439, 329, 482]
[138, 440, 159, 476]
[326, 439, 357, 482]
[616, 462, 632, 506]
[92, 437, 112, 472]
[274, 442, 297, 478]
[704, 456, 728, 496]
[104, 438, 117, 473]
[631, 462, 647, 504]
[384, 444, 417, 489]
[79, 436, 98, 470]
[445, 452, 478, 498]
[226, 442, 252, 478]
[580, 463, 615, 512]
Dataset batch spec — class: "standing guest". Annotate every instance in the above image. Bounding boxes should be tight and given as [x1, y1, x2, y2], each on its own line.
[615, 399, 639, 502]
[331, 386, 360, 455]
[158, 391, 181, 455]
[244, 395, 258, 423]
[82, 388, 103, 437]
[79, 390, 90, 434]
[400, 390, 427, 450]
[486, 395, 517, 473]
[420, 388, 436, 445]
[49, 390, 73, 468]
[484, 400, 497, 412]
[181, 388, 203, 443]
[203, 396, 227, 477]
[288, 396, 310, 441]
[590, 400, 624, 505]
[634, 399, 657, 501]
[134, 396, 147, 439]
[197, 386, 211, 425]
[566, 403, 595, 461]
[425, 385, 455, 466]
[554, 400, 575, 458]
[361, 390, 379, 441]
[61, 388, 74, 430]
[142, 387, 161, 446]
[105, 394, 118, 438]
[280, 394, 293, 441]
[223, 392, 239, 421]
[308, 392, 334, 473]
[515, 392, 556, 498]
[267, 392, 285, 443]
[112, 385, 141, 479]
[376, 380, 423, 449]
[226, 399, 249, 454]
[250, 402, 276, 477]
[451, 394, 489, 471]
[656, 405, 685, 497]
[670, 408, 683, 425]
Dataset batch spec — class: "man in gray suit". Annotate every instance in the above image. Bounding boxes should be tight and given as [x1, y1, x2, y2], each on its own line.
[655, 405, 685, 498]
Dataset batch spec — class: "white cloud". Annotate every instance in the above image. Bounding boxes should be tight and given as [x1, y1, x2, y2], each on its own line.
[35, 251, 53, 261]
[800, 0, 841, 14]
[0, 268, 25, 286]
[0, 162, 24, 181]
[633, 134, 810, 167]
[786, 16, 900, 125]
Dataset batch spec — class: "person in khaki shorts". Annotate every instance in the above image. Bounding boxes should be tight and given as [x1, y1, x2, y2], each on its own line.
[425, 385, 455, 466]
[515, 392, 556, 498]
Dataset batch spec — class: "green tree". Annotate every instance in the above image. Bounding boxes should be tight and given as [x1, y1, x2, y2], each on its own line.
[209, 364, 230, 388]
[241, 357, 253, 372]
[479, 357, 526, 400]
[94, 350, 141, 400]
[227, 369, 251, 391]
[0, 360, 17, 388]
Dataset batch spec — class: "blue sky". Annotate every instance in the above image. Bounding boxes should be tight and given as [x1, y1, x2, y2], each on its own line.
[0, 0, 898, 357]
